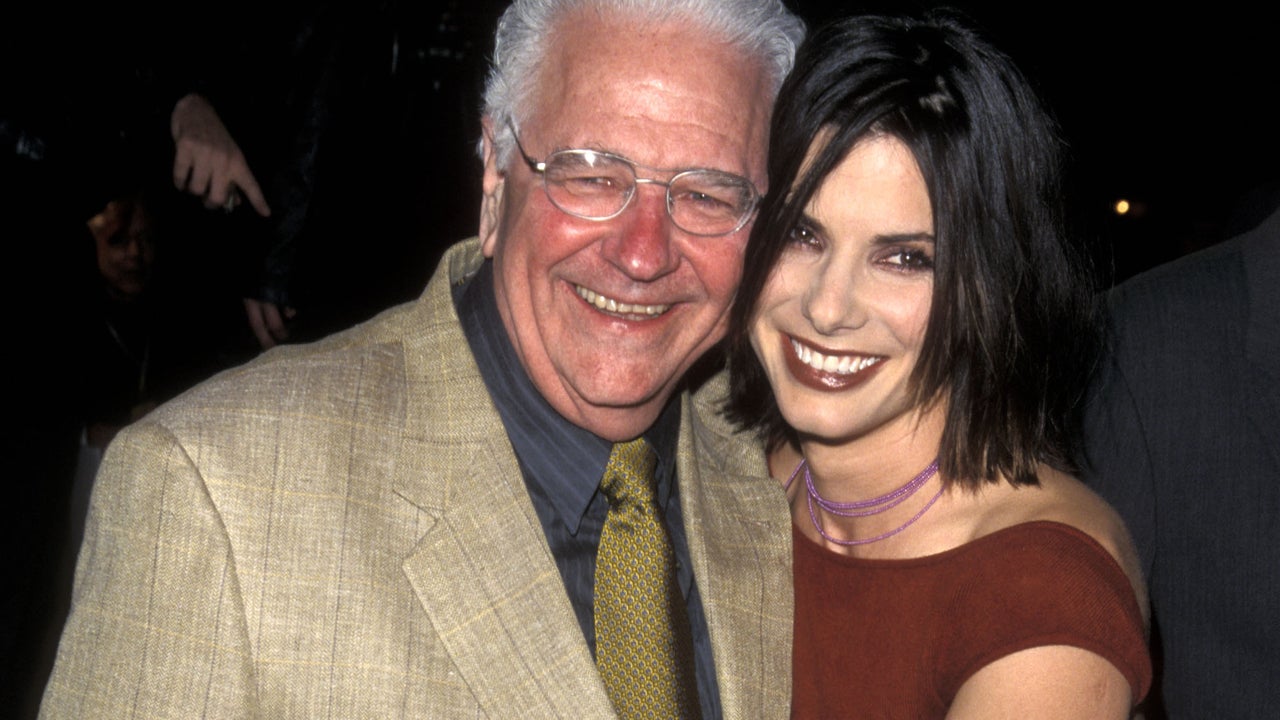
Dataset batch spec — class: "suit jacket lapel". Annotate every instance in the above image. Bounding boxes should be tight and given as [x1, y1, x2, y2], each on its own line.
[391, 241, 615, 718]
[680, 373, 794, 720]
[1243, 207, 1280, 464]
[397, 445, 614, 717]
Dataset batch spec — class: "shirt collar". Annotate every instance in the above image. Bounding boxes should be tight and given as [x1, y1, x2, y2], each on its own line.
[456, 262, 680, 532]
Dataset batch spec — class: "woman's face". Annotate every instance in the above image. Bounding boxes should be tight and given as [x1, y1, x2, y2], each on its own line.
[749, 134, 935, 446]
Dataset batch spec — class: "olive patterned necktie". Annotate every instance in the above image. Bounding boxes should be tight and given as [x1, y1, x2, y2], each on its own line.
[594, 438, 701, 719]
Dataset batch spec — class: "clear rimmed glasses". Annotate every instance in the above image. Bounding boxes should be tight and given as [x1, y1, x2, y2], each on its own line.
[509, 122, 759, 237]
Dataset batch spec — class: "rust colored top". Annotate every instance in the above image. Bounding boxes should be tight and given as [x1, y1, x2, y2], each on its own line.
[791, 520, 1151, 719]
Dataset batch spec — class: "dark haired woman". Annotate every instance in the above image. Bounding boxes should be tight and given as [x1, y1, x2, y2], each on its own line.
[724, 12, 1152, 717]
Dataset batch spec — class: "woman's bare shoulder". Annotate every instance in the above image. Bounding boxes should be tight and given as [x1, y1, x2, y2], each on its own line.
[986, 466, 1148, 624]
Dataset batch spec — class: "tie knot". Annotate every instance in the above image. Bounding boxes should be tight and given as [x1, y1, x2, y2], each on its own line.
[601, 438, 658, 508]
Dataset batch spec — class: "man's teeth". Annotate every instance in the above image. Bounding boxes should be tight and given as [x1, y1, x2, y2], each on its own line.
[791, 338, 882, 375]
[576, 286, 669, 316]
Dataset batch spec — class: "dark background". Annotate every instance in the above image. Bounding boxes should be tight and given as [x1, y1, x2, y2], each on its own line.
[359, 0, 1280, 287]
[390, 0, 1280, 285]
[407, 0, 1280, 285]
[7, 0, 1276, 295]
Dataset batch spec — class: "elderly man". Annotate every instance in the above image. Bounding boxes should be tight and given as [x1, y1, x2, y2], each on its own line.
[39, 1, 804, 718]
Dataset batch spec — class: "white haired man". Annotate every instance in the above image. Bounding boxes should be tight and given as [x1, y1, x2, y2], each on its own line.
[39, 1, 804, 717]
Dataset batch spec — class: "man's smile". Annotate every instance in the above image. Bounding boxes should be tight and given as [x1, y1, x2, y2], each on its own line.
[575, 284, 671, 318]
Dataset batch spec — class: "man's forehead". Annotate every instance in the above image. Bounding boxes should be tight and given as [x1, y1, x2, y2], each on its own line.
[524, 9, 772, 176]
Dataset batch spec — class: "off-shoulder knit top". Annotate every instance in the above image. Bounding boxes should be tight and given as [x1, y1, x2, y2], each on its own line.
[791, 520, 1151, 718]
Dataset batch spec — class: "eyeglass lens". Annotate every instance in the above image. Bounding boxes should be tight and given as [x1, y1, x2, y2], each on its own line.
[541, 150, 753, 235]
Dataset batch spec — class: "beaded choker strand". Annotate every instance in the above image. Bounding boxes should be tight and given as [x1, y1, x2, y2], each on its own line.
[785, 458, 943, 546]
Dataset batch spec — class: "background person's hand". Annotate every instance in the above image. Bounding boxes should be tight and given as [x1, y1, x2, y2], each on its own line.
[243, 297, 296, 349]
[171, 93, 271, 216]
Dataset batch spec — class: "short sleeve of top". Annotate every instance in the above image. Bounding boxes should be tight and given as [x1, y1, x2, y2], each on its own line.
[791, 520, 1151, 719]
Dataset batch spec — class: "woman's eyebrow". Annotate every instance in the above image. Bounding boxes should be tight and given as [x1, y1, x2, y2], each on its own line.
[870, 231, 935, 245]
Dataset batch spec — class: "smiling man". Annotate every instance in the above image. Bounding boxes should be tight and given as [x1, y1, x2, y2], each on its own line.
[39, 1, 804, 718]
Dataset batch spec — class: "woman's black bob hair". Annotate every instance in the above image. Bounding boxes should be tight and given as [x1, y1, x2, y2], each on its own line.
[725, 10, 1100, 489]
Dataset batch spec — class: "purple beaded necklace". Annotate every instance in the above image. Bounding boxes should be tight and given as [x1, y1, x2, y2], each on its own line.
[785, 458, 943, 546]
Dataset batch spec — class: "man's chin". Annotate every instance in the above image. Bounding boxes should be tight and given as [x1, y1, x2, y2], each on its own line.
[556, 377, 678, 439]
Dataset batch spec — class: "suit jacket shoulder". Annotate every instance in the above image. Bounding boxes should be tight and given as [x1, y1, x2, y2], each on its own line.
[42, 239, 617, 719]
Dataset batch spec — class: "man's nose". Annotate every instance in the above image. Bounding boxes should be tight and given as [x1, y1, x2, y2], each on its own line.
[601, 186, 679, 281]
[123, 237, 144, 258]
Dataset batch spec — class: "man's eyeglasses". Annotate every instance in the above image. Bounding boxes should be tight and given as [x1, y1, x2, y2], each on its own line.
[508, 122, 759, 237]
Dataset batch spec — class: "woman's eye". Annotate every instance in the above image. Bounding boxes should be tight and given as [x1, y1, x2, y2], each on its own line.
[787, 225, 821, 248]
[884, 248, 934, 270]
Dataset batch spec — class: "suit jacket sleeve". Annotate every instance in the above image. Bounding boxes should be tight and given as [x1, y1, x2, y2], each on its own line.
[1081, 349, 1158, 581]
[41, 420, 260, 718]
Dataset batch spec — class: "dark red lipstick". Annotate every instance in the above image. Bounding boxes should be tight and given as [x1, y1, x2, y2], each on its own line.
[781, 333, 885, 392]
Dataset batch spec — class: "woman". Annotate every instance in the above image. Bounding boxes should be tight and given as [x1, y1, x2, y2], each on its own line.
[725, 11, 1152, 718]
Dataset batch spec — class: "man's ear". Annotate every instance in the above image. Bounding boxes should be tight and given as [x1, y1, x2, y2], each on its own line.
[479, 116, 505, 258]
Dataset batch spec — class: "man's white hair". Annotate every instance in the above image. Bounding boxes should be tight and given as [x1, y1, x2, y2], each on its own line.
[480, 0, 806, 164]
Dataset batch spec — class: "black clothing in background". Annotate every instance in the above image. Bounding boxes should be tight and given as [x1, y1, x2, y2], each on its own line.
[1081, 203, 1280, 719]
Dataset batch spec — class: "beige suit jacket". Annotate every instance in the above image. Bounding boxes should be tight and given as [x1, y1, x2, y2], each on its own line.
[40, 239, 793, 719]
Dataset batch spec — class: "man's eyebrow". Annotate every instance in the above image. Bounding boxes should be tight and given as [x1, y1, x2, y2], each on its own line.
[548, 140, 724, 175]
[548, 140, 617, 155]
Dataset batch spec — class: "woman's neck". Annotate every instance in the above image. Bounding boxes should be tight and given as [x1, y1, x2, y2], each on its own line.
[789, 403, 950, 557]
[799, 403, 944, 492]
